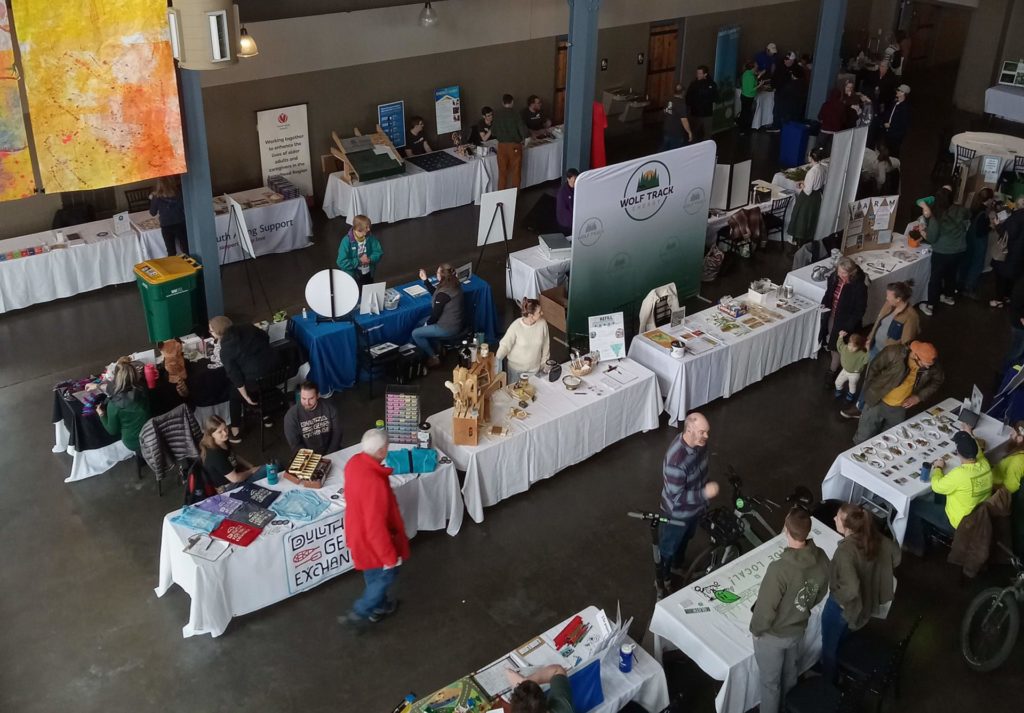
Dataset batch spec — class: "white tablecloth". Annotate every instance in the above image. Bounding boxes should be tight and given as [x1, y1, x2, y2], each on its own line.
[949, 131, 1024, 174]
[505, 245, 571, 301]
[733, 88, 775, 129]
[821, 398, 1010, 543]
[984, 85, 1024, 123]
[428, 359, 661, 523]
[53, 421, 135, 483]
[783, 243, 931, 321]
[133, 187, 312, 263]
[0, 218, 142, 314]
[650, 519, 843, 713]
[627, 298, 819, 426]
[155, 443, 463, 637]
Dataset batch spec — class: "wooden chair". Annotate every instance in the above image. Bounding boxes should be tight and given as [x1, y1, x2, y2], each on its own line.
[125, 187, 152, 213]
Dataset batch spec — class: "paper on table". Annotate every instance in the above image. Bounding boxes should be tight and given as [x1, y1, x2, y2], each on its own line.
[183, 534, 232, 562]
[404, 284, 429, 299]
[515, 636, 565, 669]
[473, 655, 520, 698]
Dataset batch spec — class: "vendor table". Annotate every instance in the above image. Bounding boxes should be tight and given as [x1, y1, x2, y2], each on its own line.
[627, 296, 819, 426]
[0, 218, 142, 314]
[949, 131, 1024, 174]
[733, 88, 775, 130]
[427, 358, 661, 523]
[289, 275, 498, 393]
[505, 245, 571, 302]
[133, 187, 312, 263]
[783, 242, 930, 321]
[155, 442, 463, 638]
[649, 518, 842, 713]
[984, 86, 1024, 123]
[821, 397, 1010, 543]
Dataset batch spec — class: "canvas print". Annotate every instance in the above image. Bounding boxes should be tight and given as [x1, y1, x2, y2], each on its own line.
[0, 3, 35, 200]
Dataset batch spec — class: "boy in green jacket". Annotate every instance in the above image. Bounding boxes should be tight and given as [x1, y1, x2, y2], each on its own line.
[750, 508, 831, 713]
[336, 214, 383, 286]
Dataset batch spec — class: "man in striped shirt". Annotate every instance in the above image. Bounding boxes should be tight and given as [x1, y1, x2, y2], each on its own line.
[657, 412, 719, 598]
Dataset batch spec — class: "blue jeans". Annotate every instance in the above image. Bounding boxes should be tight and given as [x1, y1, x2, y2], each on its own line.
[411, 319, 455, 359]
[352, 566, 399, 619]
[657, 517, 700, 581]
[820, 595, 849, 683]
[906, 493, 953, 553]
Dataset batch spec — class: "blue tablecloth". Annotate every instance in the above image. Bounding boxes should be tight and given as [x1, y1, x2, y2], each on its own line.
[288, 275, 499, 393]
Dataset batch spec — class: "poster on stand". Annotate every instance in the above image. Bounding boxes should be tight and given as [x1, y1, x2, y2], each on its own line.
[712, 26, 740, 134]
[256, 104, 313, 197]
[378, 100, 406, 149]
[434, 85, 462, 135]
[588, 312, 626, 360]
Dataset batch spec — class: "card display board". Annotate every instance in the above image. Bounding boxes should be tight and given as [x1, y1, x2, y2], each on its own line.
[378, 100, 406, 149]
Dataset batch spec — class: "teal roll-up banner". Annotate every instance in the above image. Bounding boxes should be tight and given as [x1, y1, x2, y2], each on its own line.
[713, 25, 741, 134]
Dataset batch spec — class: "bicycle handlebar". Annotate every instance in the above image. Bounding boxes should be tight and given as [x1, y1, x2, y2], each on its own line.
[627, 511, 690, 527]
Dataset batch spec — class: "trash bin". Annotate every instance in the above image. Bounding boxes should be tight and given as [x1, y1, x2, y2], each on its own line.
[134, 255, 203, 342]
[779, 121, 810, 169]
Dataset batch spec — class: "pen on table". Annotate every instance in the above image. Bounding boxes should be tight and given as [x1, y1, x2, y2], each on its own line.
[205, 537, 213, 550]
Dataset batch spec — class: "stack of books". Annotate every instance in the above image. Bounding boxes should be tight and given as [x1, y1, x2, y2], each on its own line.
[266, 175, 301, 200]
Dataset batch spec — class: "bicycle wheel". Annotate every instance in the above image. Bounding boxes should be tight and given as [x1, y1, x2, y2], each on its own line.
[719, 544, 741, 567]
[684, 547, 719, 584]
[960, 587, 1020, 672]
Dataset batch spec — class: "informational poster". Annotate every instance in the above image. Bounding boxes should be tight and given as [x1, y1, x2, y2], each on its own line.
[588, 312, 626, 360]
[567, 142, 715, 339]
[256, 104, 313, 197]
[712, 26, 740, 134]
[283, 512, 353, 594]
[378, 100, 406, 148]
[0, 3, 36, 201]
[12, 0, 185, 192]
[434, 85, 462, 135]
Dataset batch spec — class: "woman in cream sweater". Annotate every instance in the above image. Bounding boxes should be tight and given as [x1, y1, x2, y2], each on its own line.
[496, 299, 550, 383]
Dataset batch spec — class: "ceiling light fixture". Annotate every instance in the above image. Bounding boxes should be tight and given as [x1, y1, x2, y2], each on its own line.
[238, 26, 259, 57]
[419, 2, 439, 28]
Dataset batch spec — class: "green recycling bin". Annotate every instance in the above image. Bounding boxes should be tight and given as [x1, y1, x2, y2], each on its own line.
[134, 255, 203, 342]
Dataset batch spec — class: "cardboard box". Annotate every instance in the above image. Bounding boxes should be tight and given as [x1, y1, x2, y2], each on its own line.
[539, 284, 569, 333]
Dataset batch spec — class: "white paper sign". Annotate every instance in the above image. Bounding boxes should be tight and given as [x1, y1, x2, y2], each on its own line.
[588, 311, 626, 360]
[256, 104, 313, 196]
[284, 512, 352, 594]
[112, 211, 131, 236]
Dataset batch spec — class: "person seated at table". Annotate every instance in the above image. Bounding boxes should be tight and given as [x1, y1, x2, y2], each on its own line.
[820, 503, 900, 682]
[284, 381, 343, 456]
[505, 664, 575, 713]
[521, 95, 552, 137]
[466, 106, 494, 146]
[847, 341, 944, 438]
[906, 427, 992, 554]
[412, 264, 464, 368]
[96, 358, 151, 455]
[209, 316, 282, 443]
[148, 175, 188, 256]
[199, 415, 262, 492]
[555, 168, 578, 235]
[749, 507, 830, 713]
[337, 214, 383, 287]
[404, 116, 432, 157]
[496, 299, 550, 384]
[993, 421, 1024, 495]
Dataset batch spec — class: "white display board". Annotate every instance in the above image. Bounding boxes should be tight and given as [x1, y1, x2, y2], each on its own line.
[815, 125, 868, 240]
[477, 187, 518, 247]
[588, 311, 626, 360]
[256, 104, 313, 196]
[224, 195, 255, 259]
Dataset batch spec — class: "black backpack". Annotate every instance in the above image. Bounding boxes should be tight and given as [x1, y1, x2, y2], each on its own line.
[182, 457, 216, 506]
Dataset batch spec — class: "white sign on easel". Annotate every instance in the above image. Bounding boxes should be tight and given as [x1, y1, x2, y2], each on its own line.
[225, 195, 256, 259]
[256, 104, 313, 196]
[360, 282, 386, 315]
[477, 187, 518, 246]
[588, 311, 626, 360]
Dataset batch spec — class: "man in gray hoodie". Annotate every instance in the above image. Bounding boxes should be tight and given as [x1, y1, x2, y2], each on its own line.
[749, 508, 830, 713]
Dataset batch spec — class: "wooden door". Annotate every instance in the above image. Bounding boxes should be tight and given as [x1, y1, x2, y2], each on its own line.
[554, 39, 568, 125]
[908, 1, 938, 63]
[646, 24, 678, 111]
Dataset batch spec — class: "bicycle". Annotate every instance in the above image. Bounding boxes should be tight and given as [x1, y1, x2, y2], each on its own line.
[960, 543, 1024, 672]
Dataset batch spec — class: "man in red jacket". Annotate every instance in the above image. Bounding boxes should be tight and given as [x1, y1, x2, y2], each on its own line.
[341, 429, 409, 629]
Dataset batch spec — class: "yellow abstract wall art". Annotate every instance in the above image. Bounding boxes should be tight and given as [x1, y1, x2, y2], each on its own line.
[0, 3, 36, 201]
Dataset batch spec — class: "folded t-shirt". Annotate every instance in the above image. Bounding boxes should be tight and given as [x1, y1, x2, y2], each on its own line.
[194, 493, 244, 516]
[229, 483, 280, 508]
[227, 502, 277, 528]
[171, 507, 225, 533]
[210, 519, 262, 547]
[270, 489, 330, 522]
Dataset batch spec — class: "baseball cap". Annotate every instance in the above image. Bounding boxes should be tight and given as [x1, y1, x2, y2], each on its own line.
[897, 84, 911, 94]
[953, 431, 979, 459]
[910, 341, 937, 366]
[767, 43, 777, 53]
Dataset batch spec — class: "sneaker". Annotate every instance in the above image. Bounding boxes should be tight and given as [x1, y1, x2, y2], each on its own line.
[990, 299, 1006, 308]
[919, 303, 934, 316]
[939, 295, 956, 306]
[834, 389, 844, 399]
[368, 599, 399, 623]
[262, 417, 273, 428]
[228, 428, 242, 444]
[840, 405, 861, 419]
[655, 579, 670, 600]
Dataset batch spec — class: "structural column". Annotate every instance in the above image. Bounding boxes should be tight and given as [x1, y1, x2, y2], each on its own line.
[563, 0, 602, 173]
[178, 69, 224, 318]
[806, 0, 848, 121]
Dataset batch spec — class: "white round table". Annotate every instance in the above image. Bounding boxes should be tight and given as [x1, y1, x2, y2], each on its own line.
[949, 131, 1024, 173]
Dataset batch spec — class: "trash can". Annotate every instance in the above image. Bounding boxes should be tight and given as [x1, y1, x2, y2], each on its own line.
[134, 255, 203, 342]
[779, 121, 810, 169]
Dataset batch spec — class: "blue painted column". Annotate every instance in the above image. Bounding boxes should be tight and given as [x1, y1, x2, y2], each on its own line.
[178, 69, 223, 318]
[563, 0, 602, 173]
[807, 0, 848, 121]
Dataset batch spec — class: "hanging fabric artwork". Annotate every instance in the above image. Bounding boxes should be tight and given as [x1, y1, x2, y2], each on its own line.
[0, 3, 36, 201]
[12, 0, 185, 192]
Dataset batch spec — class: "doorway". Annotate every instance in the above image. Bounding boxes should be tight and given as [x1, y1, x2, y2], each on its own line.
[645, 22, 680, 112]
[554, 39, 568, 125]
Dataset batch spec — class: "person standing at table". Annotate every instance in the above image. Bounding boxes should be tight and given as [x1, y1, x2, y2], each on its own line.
[404, 116, 432, 157]
[521, 94, 552, 137]
[787, 147, 828, 248]
[656, 412, 719, 599]
[209, 316, 281, 443]
[149, 175, 188, 256]
[738, 61, 760, 135]
[820, 503, 900, 682]
[97, 359, 151, 455]
[919, 187, 968, 316]
[685, 65, 717, 142]
[492, 94, 530, 189]
[749, 507, 830, 713]
[496, 299, 550, 384]
[412, 263, 464, 368]
[991, 199, 1024, 308]
[755, 42, 778, 75]
[342, 428, 409, 630]
[555, 168, 578, 235]
[284, 381, 342, 456]
[337, 214, 383, 287]
[660, 84, 693, 150]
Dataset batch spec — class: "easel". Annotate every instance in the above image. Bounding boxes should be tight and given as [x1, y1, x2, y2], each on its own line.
[474, 201, 517, 300]
[222, 200, 271, 314]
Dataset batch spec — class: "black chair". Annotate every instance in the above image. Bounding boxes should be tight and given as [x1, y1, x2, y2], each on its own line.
[436, 291, 477, 360]
[764, 196, 793, 246]
[653, 294, 673, 327]
[930, 129, 956, 182]
[125, 186, 152, 213]
[1014, 155, 1024, 176]
[784, 676, 864, 713]
[953, 144, 977, 185]
[355, 322, 400, 399]
[837, 616, 923, 713]
[248, 363, 292, 451]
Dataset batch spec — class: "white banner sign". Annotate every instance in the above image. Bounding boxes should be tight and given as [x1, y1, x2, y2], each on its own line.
[256, 104, 313, 196]
[284, 512, 354, 594]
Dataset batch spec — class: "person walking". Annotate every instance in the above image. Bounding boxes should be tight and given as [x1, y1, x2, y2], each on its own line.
[685, 65, 717, 142]
[919, 187, 968, 316]
[491, 93, 530, 189]
[341, 429, 409, 631]
[149, 176, 189, 256]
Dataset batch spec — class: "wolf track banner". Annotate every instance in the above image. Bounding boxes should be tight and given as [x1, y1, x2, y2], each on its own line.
[567, 142, 715, 340]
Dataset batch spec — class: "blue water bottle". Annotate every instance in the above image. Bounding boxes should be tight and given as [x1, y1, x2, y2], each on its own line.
[266, 459, 279, 486]
[919, 463, 931, 483]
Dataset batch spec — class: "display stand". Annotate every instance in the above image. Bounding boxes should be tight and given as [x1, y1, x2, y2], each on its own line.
[841, 195, 898, 255]
[475, 188, 519, 304]
[304, 269, 360, 324]
[223, 195, 271, 313]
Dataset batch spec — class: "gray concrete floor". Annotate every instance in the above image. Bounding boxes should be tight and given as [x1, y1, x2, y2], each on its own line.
[2, 63, 1024, 713]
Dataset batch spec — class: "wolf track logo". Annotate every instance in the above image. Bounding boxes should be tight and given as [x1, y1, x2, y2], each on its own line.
[622, 160, 673, 221]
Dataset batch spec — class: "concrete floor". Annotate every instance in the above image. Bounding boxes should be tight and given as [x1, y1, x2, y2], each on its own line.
[3, 63, 1024, 712]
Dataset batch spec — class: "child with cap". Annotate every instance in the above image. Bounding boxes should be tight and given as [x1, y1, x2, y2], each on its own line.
[834, 331, 868, 401]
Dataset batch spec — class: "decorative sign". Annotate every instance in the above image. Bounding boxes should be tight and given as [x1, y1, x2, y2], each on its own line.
[434, 85, 462, 135]
[256, 104, 313, 196]
[588, 312, 626, 360]
[284, 512, 353, 594]
[378, 100, 406, 149]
